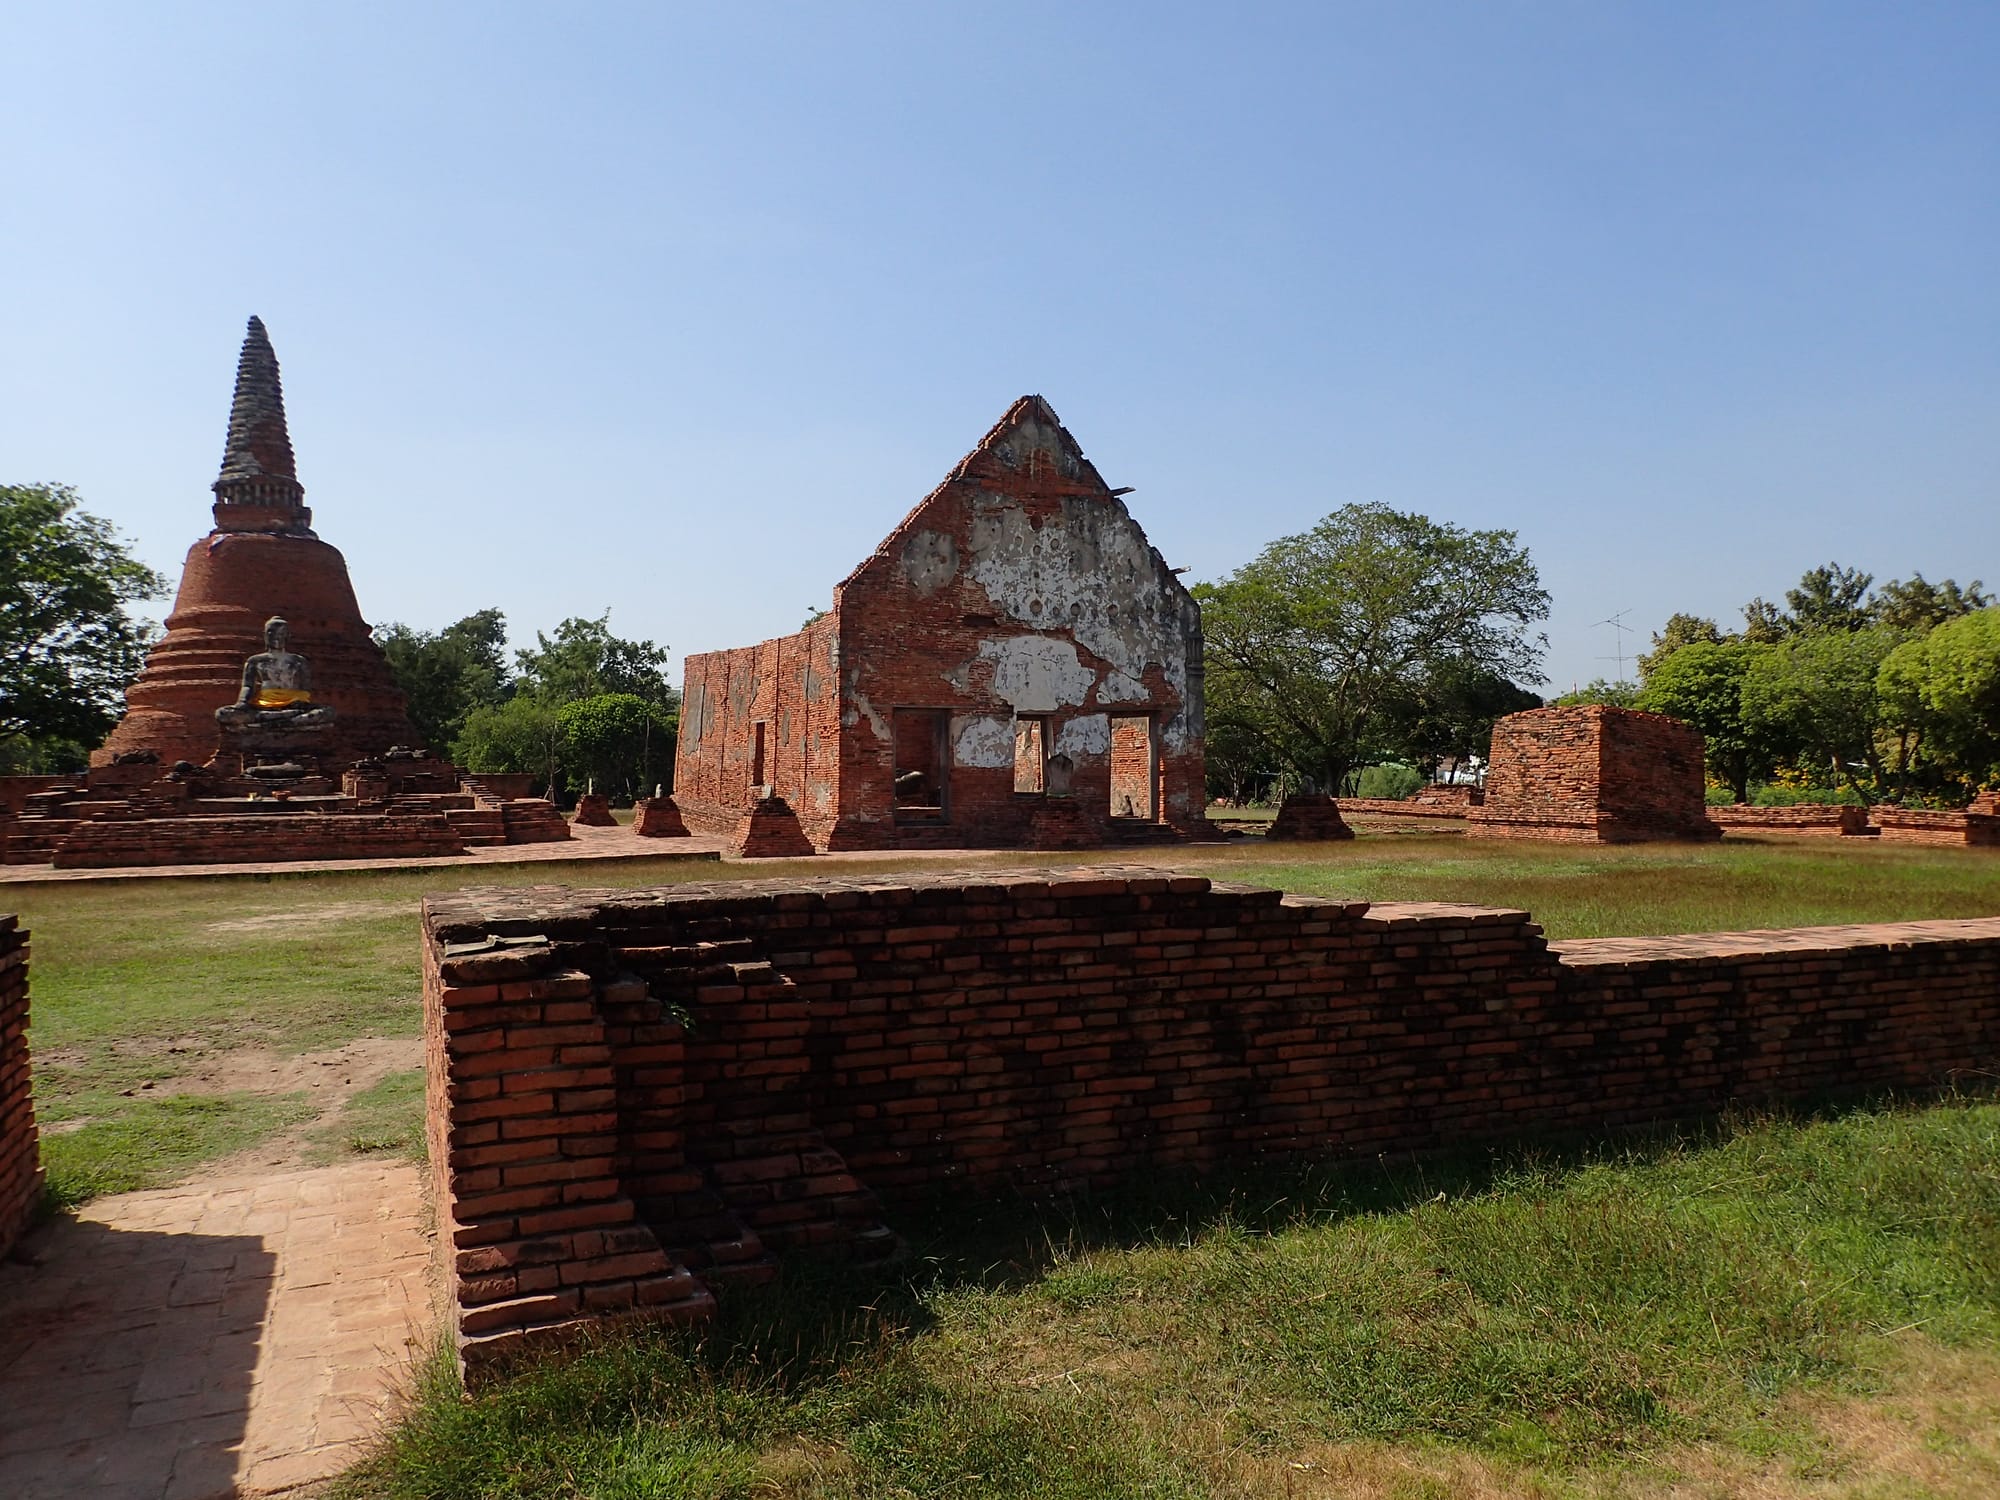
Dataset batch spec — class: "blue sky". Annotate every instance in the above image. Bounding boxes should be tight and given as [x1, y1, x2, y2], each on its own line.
[4, 3, 1995, 694]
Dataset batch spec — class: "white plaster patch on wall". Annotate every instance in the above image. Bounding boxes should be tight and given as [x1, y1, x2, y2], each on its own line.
[951, 713, 1016, 769]
[1096, 670, 1147, 703]
[973, 637, 1096, 713]
[963, 493, 1195, 707]
[843, 675, 890, 742]
[1054, 713, 1110, 759]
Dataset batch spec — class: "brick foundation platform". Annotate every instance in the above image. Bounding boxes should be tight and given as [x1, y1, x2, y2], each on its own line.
[1469, 705, 1720, 842]
[423, 868, 2000, 1378]
[1268, 794, 1356, 840]
[0, 916, 38, 1259]
[1707, 804, 1873, 836]
[1336, 787, 1482, 820]
[1872, 807, 2000, 847]
[51, 811, 468, 869]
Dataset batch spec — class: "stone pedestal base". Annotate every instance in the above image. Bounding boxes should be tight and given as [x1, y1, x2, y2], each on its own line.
[572, 792, 616, 827]
[730, 795, 816, 858]
[635, 796, 690, 837]
[1269, 794, 1355, 841]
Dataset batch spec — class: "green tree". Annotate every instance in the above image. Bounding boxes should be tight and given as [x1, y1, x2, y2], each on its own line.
[455, 695, 563, 793]
[1741, 627, 1902, 800]
[1636, 640, 1770, 803]
[1878, 608, 2000, 795]
[0, 483, 164, 771]
[554, 693, 675, 801]
[1197, 504, 1548, 792]
[1870, 573, 1990, 632]
[516, 613, 675, 708]
[1549, 679, 1639, 708]
[1388, 663, 1541, 778]
[1637, 613, 1722, 680]
[1783, 563, 1875, 634]
[376, 607, 511, 753]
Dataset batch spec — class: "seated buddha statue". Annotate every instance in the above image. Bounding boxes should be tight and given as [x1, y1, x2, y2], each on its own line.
[215, 616, 337, 729]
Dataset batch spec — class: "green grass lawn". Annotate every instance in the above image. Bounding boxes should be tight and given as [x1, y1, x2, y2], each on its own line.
[340, 1096, 2000, 1499]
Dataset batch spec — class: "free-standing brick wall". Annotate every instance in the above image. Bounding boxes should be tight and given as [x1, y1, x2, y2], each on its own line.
[0, 916, 40, 1258]
[1469, 705, 1719, 842]
[423, 869, 2000, 1377]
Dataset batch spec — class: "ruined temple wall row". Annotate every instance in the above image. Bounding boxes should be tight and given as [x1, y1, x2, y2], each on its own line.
[423, 872, 2000, 1367]
[0, 916, 40, 1259]
[673, 619, 840, 844]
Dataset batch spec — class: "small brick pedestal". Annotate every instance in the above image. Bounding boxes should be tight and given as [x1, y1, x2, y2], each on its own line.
[731, 794, 817, 857]
[634, 795, 690, 838]
[572, 792, 616, 827]
[1269, 794, 1354, 840]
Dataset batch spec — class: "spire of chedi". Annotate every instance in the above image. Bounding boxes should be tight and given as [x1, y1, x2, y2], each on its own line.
[211, 316, 313, 535]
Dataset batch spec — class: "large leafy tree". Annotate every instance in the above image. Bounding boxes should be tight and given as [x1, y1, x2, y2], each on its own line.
[1636, 640, 1771, 803]
[1198, 504, 1548, 791]
[0, 484, 164, 770]
[516, 613, 674, 707]
[1871, 573, 1990, 632]
[1741, 627, 1903, 800]
[554, 692, 675, 800]
[376, 607, 511, 753]
[1878, 608, 2000, 792]
[1637, 613, 1722, 680]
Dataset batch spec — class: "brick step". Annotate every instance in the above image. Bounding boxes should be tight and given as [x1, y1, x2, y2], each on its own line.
[445, 808, 509, 846]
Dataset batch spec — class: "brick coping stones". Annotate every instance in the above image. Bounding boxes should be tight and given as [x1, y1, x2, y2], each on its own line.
[422, 865, 2000, 1380]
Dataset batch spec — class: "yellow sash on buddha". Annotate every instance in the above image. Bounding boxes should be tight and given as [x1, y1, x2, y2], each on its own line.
[253, 687, 312, 708]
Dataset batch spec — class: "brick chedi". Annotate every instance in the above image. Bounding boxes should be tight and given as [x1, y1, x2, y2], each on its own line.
[95, 317, 419, 768]
[1468, 704, 1720, 843]
[673, 397, 1207, 852]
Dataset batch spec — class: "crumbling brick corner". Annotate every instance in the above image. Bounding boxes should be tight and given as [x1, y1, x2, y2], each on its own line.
[1469, 705, 1720, 842]
[0, 916, 40, 1258]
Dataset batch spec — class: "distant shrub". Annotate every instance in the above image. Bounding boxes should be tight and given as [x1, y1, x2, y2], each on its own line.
[1352, 763, 1425, 800]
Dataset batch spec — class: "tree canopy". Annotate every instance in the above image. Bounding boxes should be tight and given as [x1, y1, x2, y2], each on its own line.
[375, 608, 511, 753]
[0, 483, 163, 771]
[403, 610, 680, 800]
[1198, 503, 1548, 792]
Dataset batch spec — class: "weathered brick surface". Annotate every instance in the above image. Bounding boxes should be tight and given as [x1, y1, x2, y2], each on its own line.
[571, 792, 616, 827]
[1469, 706, 1719, 842]
[633, 795, 690, 837]
[50, 811, 467, 868]
[673, 398, 1206, 854]
[1337, 786, 1483, 819]
[1268, 794, 1355, 840]
[0, 916, 40, 1259]
[423, 868, 2000, 1370]
[1872, 807, 2000, 847]
[1708, 804, 1872, 836]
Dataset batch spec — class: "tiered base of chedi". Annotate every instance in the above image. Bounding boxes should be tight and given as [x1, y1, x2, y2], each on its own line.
[0, 318, 571, 870]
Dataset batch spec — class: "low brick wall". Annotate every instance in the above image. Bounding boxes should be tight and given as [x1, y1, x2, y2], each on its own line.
[1873, 808, 2000, 847]
[1707, 804, 1872, 836]
[52, 812, 468, 868]
[422, 868, 2000, 1377]
[0, 916, 39, 1257]
[1336, 797, 1471, 820]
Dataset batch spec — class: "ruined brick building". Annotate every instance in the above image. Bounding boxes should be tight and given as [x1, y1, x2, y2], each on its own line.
[672, 398, 1206, 851]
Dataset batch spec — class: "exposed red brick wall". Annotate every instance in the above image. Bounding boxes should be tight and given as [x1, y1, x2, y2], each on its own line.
[633, 796, 689, 837]
[1469, 706, 1718, 842]
[0, 777, 74, 819]
[673, 398, 1205, 853]
[423, 870, 2000, 1374]
[571, 793, 615, 827]
[0, 916, 39, 1258]
[1872, 807, 2000, 846]
[1708, 804, 1871, 836]
[51, 812, 467, 868]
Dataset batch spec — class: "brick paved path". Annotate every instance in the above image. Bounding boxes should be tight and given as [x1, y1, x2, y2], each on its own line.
[0, 1161, 430, 1499]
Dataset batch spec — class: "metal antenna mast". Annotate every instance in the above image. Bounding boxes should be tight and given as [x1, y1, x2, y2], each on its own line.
[1593, 610, 1637, 681]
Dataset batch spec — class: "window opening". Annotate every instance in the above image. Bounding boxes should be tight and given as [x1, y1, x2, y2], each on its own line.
[1013, 717, 1046, 794]
[893, 710, 948, 815]
[750, 721, 767, 790]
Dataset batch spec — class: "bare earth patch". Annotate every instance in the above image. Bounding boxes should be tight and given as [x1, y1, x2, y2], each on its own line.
[204, 899, 392, 933]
